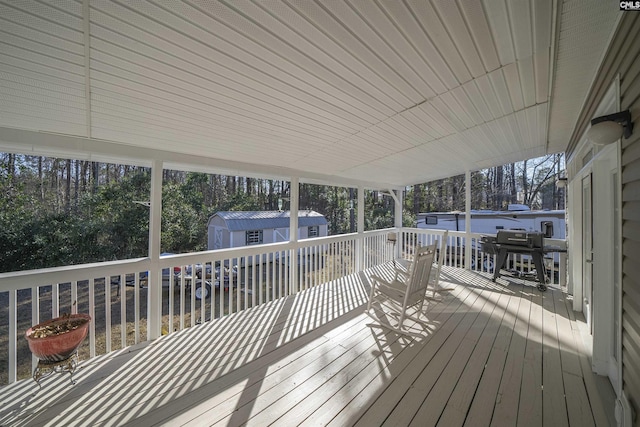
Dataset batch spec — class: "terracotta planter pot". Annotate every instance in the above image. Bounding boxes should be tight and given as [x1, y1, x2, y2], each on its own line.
[25, 314, 91, 363]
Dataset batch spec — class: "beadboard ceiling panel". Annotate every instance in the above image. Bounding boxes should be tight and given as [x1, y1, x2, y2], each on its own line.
[0, 0, 622, 189]
[548, 0, 620, 153]
[0, 1, 85, 135]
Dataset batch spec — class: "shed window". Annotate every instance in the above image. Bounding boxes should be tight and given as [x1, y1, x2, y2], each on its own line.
[308, 226, 319, 237]
[246, 230, 263, 245]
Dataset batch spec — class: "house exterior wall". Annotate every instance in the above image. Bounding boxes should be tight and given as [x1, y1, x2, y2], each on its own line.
[567, 13, 640, 424]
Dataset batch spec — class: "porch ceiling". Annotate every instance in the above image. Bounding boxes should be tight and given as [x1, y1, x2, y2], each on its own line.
[0, 1, 620, 188]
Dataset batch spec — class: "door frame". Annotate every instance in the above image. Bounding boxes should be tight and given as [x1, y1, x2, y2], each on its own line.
[591, 142, 622, 390]
[581, 173, 593, 333]
[566, 78, 622, 395]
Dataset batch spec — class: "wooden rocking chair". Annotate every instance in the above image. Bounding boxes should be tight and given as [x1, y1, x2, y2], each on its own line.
[428, 230, 453, 298]
[366, 243, 437, 334]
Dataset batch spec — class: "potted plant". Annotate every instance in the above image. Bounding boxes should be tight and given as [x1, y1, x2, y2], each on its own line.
[25, 313, 91, 363]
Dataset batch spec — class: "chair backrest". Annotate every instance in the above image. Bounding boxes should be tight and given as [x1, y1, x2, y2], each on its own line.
[405, 243, 437, 296]
[433, 230, 449, 283]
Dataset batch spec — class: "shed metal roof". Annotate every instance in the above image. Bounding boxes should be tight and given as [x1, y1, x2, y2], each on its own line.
[211, 211, 327, 232]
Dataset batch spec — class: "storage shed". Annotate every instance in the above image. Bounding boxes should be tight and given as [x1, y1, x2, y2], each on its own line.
[207, 211, 328, 250]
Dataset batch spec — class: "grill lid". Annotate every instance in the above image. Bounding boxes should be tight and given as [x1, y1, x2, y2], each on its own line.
[496, 230, 544, 248]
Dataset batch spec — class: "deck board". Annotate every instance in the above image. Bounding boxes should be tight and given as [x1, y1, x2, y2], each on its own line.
[0, 264, 615, 427]
[542, 289, 570, 427]
[406, 286, 508, 426]
[518, 289, 543, 427]
[322, 285, 472, 427]
[491, 281, 533, 426]
[463, 283, 523, 427]
[352, 280, 482, 427]
[436, 288, 515, 426]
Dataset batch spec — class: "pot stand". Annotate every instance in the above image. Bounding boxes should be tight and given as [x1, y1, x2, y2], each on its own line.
[32, 352, 78, 390]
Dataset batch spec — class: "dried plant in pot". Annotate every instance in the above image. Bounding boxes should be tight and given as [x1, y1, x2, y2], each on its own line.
[25, 313, 91, 363]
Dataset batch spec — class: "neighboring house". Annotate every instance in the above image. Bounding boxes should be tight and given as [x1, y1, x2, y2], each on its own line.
[207, 210, 328, 250]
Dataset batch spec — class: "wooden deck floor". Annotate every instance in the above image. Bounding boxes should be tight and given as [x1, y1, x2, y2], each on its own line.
[0, 263, 615, 426]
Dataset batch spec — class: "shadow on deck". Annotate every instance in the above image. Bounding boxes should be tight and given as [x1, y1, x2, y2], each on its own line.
[0, 263, 615, 426]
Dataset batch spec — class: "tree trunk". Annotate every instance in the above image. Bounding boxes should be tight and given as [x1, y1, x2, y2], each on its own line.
[38, 156, 44, 202]
[413, 184, 422, 215]
[521, 159, 529, 206]
[65, 159, 71, 212]
[495, 166, 504, 210]
[509, 163, 517, 204]
[74, 159, 80, 212]
[92, 162, 99, 193]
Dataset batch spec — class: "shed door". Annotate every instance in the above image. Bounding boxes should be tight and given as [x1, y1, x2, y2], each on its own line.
[214, 228, 223, 250]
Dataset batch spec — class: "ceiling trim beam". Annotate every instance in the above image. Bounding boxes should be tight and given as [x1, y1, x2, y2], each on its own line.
[0, 126, 395, 191]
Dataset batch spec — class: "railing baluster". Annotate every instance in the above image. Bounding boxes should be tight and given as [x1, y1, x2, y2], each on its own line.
[315, 244, 320, 287]
[120, 275, 126, 348]
[253, 255, 258, 308]
[89, 279, 95, 357]
[179, 273, 185, 331]
[168, 271, 174, 334]
[259, 255, 263, 306]
[304, 246, 309, 290]
[31, 286, 40, 372]
[134, 274, 140, 345]
[200, 263, 206, 325]
[239, 256, 245, 313]
[71, 280, 78, 314]
[52, 283, 59, 319]
[190, 264, 196, 328]
[230, 260, 234, 314]
[270, 252, 275, 301]
[334, 241, 339, 281]
[105, 277, 111, 354]
[220, 259, 225, 318]
[8, 289, 17, 384]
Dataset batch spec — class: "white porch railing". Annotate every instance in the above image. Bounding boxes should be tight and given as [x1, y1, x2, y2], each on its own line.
[402, 228, 567, 287]
[0, 227, 566, 385]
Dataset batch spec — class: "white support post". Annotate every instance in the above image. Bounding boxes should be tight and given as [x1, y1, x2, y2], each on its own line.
[289, 177, 299, 294]
[393, 188, 403, 260]
[356, 186, 364, 271]
[82, 0, 91, 138]
[465, 171, 472, 270]
[148, 159, 163, 340]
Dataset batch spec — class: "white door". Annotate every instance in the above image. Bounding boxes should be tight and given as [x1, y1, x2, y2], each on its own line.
[582, 174, 593, 332]
[591, 145, 622, 391]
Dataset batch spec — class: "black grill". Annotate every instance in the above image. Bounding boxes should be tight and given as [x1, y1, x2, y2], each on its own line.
[487, 230, 548, 291]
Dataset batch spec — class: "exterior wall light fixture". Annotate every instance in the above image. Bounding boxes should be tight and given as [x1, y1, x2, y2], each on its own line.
[556, 177, 567, 189]
[587, 109, 633, 144]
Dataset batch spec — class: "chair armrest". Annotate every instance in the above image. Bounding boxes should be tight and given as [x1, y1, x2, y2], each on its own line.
[370, 275, 391, 287]
[392, 266, 410, 284]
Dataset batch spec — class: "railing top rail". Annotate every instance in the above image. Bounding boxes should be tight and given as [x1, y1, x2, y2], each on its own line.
[0, 257, 149, 291]
[0, 230, 385, 292]
[401, 227, 453, 236]
[402, 227, 567, 247]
